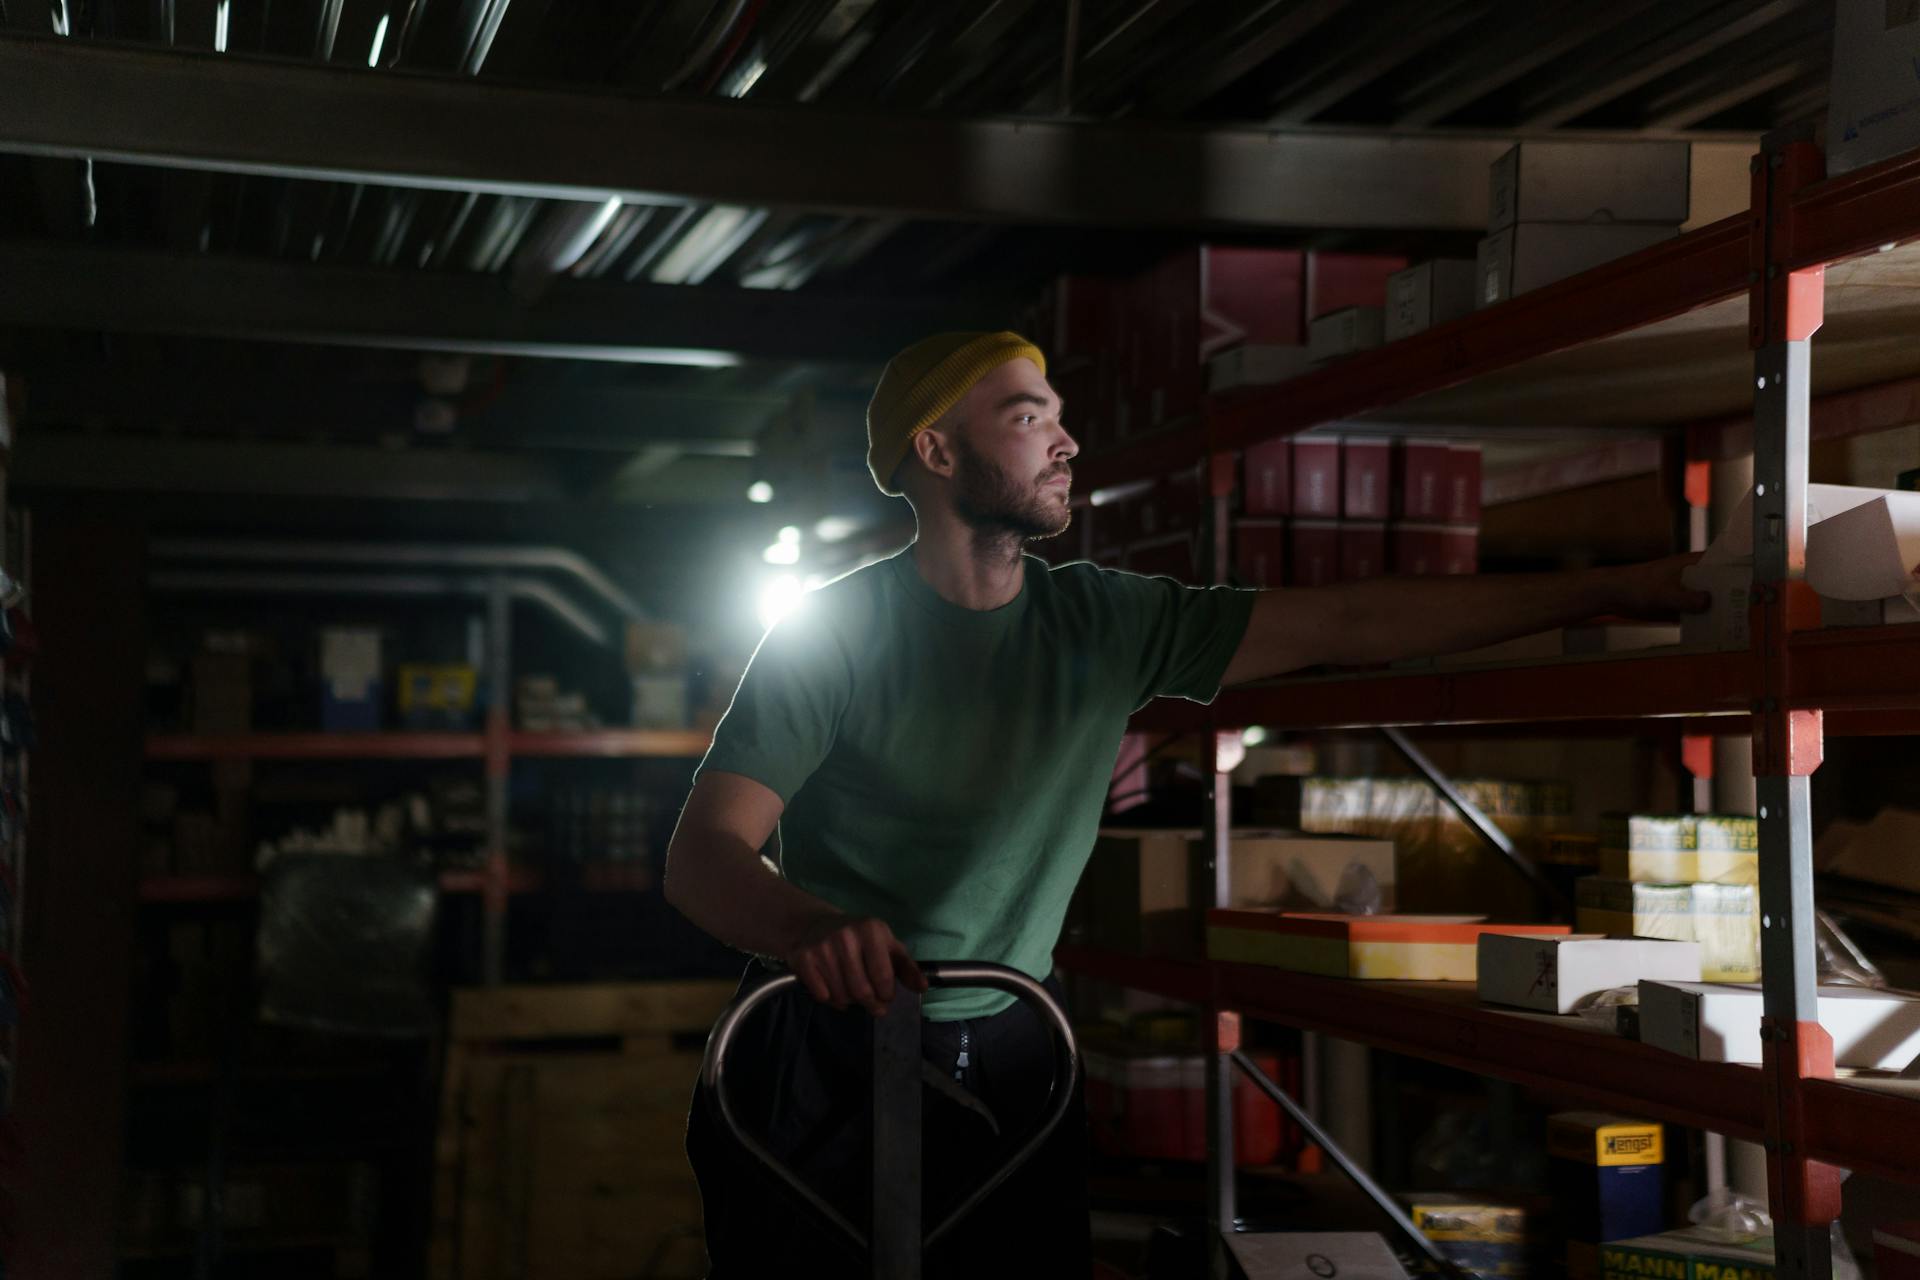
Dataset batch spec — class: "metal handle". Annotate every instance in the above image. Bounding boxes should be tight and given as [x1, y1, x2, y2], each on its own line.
[698, 961, 1080, 1256]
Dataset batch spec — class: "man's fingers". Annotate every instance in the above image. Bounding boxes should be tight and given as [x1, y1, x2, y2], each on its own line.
[816, 953, 853, 1010]
[861, 923, 897, 1007]
[836, 931, 882, 1013]
[890, 939, 929, 992]
[795, 957, 832, 1007]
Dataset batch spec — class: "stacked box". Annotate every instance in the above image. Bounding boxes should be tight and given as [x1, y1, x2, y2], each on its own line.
[1235, 519, 1287, 588]
[1549, 1112, 1666, 1280]
[1293, 438, 1342, 517]
[1307, 251, 1409, 320]
[320, 627, 382, 732]
[1205, 911, 1568, 981]
[1599, 1228, 1772, 1280]
[1342, 437, 1393, 520]
[1244, 437, 1292, 516]
[1308, 307, 1386, 362]
[1640, 979, 1920, 1068]
[1598, 814, 1758, 885]
[1575, 878, 1759, 982]
[1290, 520, 1341, 587]
[1341, 522, 1388, 582]
[1387, 259, 1478, 341]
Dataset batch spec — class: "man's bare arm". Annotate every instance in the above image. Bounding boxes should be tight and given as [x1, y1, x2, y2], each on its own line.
[663, 770, 926, 1015]
[1220, 554, 1707, 687]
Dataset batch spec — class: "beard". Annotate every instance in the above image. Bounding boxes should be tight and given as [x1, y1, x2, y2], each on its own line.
[951, 435, 1073, 541]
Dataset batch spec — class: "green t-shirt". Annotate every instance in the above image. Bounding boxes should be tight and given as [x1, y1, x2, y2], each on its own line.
[694, 546, 1257, 1019]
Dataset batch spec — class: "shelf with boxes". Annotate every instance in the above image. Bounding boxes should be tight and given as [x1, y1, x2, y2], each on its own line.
[1053, 127, 1920, 1276]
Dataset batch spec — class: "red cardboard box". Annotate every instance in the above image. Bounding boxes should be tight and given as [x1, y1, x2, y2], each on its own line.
[1199, 246, 1307, 355]
[1126, 532, 1198, 582]
[1084, 1049, 1291, 1166]
[1391, 524, 1479, 576]
[1036, 275, 1118, 365]
[1138, 466, 1205, 539]
[1307, 251, 1411, 321]
[1235, 519, 1287, 587]
[1447, 445, 1483, 524]
[1394, 439, 1456, 521]
[1292, 438, 1341, 518]
[1341, 436, 1393, 520]
[1150, 252, 1205, 428]
[1243, 437, 1292, 516]
[1340, 522, 1388, 581]
[1290, 519, 1341, 587]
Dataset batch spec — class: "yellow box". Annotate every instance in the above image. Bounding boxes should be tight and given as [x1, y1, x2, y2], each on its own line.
[396, 664, 478, 714]
[1547, 1111, 1664, 1167]
[1573, 878, 1758, 983]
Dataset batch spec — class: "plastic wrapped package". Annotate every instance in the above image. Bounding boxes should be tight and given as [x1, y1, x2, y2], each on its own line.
[1687, 1190, 1861, 1280]
[257, 854, 438, 1037]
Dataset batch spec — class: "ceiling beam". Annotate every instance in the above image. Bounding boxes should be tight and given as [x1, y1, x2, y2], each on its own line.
[0, 33, 1743, 232]
[0, 240, 1014, 363]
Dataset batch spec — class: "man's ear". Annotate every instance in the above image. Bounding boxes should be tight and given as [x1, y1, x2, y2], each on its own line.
[913, 426, 957, 480]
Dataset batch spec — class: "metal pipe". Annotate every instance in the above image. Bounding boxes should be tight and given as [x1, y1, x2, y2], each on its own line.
[149, 538, 646, 624]
[147, 569, 610, 647]
[1230, 1049, 1472, 1280]
[660, 0, 750, 92]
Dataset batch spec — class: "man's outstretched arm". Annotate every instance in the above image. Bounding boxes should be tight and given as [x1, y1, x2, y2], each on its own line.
[1219, 554, 1708, 687]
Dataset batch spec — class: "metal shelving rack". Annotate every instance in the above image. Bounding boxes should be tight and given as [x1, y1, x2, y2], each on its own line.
[1058, 132, 1920, 1276]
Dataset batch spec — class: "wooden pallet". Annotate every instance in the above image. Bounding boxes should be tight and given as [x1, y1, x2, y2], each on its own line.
[429, 979, 739, 1280]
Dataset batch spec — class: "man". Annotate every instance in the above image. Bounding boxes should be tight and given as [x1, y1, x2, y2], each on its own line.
[666, 331, 1702, 1277]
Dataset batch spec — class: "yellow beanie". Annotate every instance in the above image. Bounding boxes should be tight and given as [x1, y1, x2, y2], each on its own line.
[866, 331, 1046, 496]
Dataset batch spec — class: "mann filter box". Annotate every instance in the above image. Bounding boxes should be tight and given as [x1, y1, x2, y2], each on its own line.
[1574, 878, 1759, 983]
[1206, 911, 1568, 981]
[1598, 814, 1758, 885]
[1599, 1227, 1773, 1280]
[1478, 934, 1700, 1015]
[1547, 1112, 1665, 1246]
[1639, 979, 1920, 1069]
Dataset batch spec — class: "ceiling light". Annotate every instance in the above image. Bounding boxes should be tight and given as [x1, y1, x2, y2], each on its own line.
[648, 206, 755, 286]
[763, 541, 800, 566]
[368, 12, 390, 66]
[214, 0, 230, 51]
[779, 526, 801, 544]
[747, 481, 774, 504]
[757, 575, 804, 630]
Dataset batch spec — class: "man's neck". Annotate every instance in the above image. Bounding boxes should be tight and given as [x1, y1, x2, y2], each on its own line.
[907, 516, 1026, 612]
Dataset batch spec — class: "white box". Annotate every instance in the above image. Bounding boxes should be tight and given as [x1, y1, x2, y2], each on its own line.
[1478, 933, 1701, 1015]
[1207, 343, 1315, 393]
[1385, 261, 1478, 341]
[1700, 483, 1894, 566]
[1488, 142, 1692, 231]
[1476, 224, 1680, 306]
[1827, 0, 1920, 176]
[1639, 979, 1920, 1069]
[1806, 492, 1920, 600]
[1308, 307, 1386, 362]
[1227, 1233, 1409, 1280]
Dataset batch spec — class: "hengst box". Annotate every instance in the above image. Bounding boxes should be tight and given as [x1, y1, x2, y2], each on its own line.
[1600, 1227, 1773, 1280]
[1548, 1112, 1665, 1246]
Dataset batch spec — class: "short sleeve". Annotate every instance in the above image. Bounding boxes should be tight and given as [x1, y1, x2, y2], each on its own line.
[1101, 568, 1258, 709]
[694, 606, 852, 805]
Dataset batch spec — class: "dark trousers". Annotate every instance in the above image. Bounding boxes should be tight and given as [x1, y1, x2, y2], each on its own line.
[685, 959, 1092, 1279]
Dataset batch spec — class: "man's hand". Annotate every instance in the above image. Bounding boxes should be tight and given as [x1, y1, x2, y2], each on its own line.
[785, 912, 929, 1016]
[1606, 552, 1712, 618]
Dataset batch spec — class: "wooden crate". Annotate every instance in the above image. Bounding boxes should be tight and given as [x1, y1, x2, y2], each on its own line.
[430, 980, 739, 1280]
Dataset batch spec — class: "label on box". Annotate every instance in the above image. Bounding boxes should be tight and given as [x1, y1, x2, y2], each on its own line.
[1293, 439, 1341, 517]
[1342, 437, 1393, 520]
[1244, 437, 1292, 516]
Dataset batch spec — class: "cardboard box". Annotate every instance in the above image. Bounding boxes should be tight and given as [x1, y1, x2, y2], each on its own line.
[1391, 524, 1478, 576]
[1817, 805, 1920, 894]
[1342, 437, 1393, 520]
[1290, 519, 1341, 587]
[632, 673, 689, 730]
[1477, 224, 1680, 306]
[1205, 911, 1569, 981]
[1805, 491, 1920, 600]
[397, 664, 478, 731]
[1827, 0, 1920, 175]
[1448, 445, 1484, 524]
[1638, 979, 1920, 1069]
[1386, 260, 1479, 341]
[1678, 562, 1752, 651]
[1599, 1227, 1773, 1280]
[1487, 142, 1691, 231]
[1598, 814, 1758, 885]
[1309, 306, 1387, 362]
[319, 627, 382, 732]
[1034, 275, 1119, 364]
[1236, 519, 1287, 588]
[1195, 246, 1308, 354]
[1073, 830, 1398, 955]
[1341, 522, 1388, 582]
[1293, 438, 1342, 518]
[1244, 436, 1292, 516]
[1401, 1194, 1534, 1280]
[1228, 1233, 1413, 1280]
[1307, 252, 1409, 320]
[1207, 343, 1314, 393]
[1575, 878, 1758, 983]
[1478, 934, 1701, 1015]
[1149, 250, 1206, 427]
[1549, 1112, 1666, 1249]
[1395, 440, 1457, 521]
